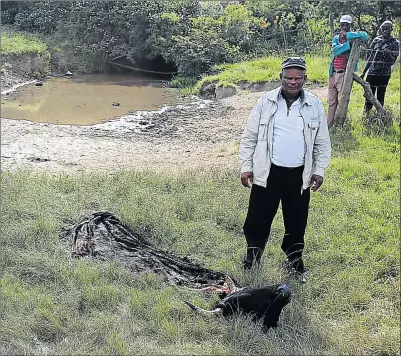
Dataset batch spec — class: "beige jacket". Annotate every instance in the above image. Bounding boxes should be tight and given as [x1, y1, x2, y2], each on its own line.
[238, 86, 331, 190]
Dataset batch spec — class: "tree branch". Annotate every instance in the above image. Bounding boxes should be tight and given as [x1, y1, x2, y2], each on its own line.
[352, 73, 387, 116]
[353, 73, 392, 125]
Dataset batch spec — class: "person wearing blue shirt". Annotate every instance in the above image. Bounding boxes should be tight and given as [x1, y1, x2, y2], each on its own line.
[327, 15, 368, 126]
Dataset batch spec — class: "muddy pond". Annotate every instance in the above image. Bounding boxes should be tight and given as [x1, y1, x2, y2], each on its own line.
[1, 73, 184, 125]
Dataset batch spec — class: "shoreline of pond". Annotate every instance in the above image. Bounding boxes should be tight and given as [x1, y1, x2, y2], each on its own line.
[1, 73, 185, 126]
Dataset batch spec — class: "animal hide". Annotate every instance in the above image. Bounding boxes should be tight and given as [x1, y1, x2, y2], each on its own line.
[61, 211, 291, 329]
[61, 211, 231, 288]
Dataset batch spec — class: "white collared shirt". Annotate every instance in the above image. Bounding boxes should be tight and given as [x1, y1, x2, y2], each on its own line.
[271, 95, 305, 167]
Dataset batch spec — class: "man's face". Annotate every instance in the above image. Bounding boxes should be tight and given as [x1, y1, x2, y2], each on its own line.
[380, 24, 392, 38]
[340, 22, 351, 33]
[280, 68, 306, 97]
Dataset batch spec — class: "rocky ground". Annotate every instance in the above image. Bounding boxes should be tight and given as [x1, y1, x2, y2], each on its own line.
[1, 76, 327, 174]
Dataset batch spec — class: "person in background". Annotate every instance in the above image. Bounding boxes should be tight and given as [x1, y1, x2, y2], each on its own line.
[360, 20, 400, 112]
[238, 57, 331, 283]
[327, 15, 368, 127]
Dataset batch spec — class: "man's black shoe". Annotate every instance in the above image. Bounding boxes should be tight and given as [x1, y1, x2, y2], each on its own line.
[243, 257, 256, 270]
[285, 257, 307, 283]
[243, 247, 263, 271]
[243, 256, 260, 270]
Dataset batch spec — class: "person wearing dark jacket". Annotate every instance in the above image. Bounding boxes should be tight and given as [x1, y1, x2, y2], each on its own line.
[327, 15, 368, 126]
[361, 21, 400, 112]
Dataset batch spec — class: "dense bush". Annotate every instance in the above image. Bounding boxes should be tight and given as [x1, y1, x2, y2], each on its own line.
[1, 1, 400, 76]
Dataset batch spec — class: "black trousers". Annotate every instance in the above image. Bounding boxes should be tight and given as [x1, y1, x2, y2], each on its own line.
[243, 164, 310, 261]
[364, 74, 391, 111]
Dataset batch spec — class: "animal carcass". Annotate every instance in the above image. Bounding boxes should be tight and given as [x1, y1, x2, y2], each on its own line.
[185, 283, 291, 329]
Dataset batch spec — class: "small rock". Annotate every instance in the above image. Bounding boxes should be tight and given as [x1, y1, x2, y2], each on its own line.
[65, 71, 73, 76]
[199, 81, 217, 99]
[215, 85, 237, 100]
[35, 82, 43, 86]
[112, 102, 120, 107]
[27, 157, 51, 163]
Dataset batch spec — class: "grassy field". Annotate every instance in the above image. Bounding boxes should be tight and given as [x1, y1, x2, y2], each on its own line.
[1, 30, 49, 56]
[177, 55, 400, 107]
[198, 55, 330, 87]
[1, 55, 400, 355]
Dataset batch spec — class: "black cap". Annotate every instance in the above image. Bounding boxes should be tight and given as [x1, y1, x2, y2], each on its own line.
[281, 57, 307, 70]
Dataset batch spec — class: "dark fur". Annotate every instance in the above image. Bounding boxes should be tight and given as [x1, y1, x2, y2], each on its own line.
[215, 284, 291, 328]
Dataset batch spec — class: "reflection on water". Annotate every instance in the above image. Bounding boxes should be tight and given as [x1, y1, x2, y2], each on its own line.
[1, 74, 183, 125]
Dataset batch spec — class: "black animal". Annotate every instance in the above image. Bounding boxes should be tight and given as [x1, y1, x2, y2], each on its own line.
[184, 283, 291, 329]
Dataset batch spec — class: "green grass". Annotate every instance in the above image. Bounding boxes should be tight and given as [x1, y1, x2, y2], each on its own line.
[1, 132, 399, 355]
[206, 55, 329, 85]
[190, 55, 400, 100]
[1, 31, 49, 56]
[1, 51, 400, 354]
[193, 55, 330, 93]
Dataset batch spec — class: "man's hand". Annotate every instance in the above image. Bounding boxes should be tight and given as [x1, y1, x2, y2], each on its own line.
[241, 172, 254, 188]
[310, 174, 324, 192]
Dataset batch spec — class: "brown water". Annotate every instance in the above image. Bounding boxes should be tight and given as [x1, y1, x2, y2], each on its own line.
[1, 74, 182, 125]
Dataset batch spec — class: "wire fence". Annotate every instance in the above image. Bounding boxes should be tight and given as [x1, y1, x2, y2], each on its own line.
[252, 25, 399, 61]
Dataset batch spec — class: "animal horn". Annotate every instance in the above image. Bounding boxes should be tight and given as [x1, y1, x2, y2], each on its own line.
[224, 274, 237, 294]
[183, 301, 223, 315]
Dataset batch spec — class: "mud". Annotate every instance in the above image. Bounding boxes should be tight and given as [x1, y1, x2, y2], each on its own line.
[1, 77, 327, 174]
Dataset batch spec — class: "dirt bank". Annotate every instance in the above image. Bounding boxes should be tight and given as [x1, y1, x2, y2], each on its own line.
[1, 82, 327, 174]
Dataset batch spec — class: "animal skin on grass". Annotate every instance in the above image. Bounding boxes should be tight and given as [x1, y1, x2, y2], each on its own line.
[184, 284, 291, 329]
[62, 212, 292, 330]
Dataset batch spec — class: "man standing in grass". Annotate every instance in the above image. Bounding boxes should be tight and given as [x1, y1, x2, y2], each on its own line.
[360, 20, 400, 112]
[238, 57, 331, 283]
[327, 15, 368, 126]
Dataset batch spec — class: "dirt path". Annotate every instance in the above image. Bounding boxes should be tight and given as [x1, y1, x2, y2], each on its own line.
[1, 85, 327, 174]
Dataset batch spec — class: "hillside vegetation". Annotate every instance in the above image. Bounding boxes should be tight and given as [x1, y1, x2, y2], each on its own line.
[1, 31, 48, 57]
[1, 1, 400, 75]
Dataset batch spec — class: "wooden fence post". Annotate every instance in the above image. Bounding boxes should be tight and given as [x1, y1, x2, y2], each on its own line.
[335, 38, 362, 126]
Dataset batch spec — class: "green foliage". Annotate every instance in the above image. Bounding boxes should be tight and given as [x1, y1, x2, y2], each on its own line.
[160, 12, 181, 23]
[1, 31, 48, 56]
[171, 76, 198, 96]
[6, 1, 398, 76]
[194, 54, 331, 94]
[320, 1, 401, 39]
[162, 14, 245, 77]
